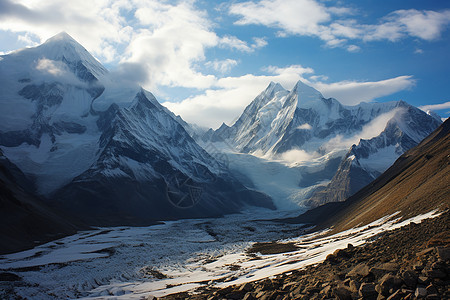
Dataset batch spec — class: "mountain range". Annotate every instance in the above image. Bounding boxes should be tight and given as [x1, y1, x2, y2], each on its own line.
[0, 32, 444, 253]
[287, 117, 450, 233]
[199, 80, 441, 207]
[0, 32, 273, 230]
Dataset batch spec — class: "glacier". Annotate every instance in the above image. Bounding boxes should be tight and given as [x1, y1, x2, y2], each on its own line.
[199, 80, 441, 208]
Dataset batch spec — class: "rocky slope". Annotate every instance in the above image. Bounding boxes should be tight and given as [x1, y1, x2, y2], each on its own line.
[171, 211, 449, 300]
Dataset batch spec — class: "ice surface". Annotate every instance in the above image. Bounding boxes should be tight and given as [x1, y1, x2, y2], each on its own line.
[225, 151, 336, 209]
[0, 209, 439, 299]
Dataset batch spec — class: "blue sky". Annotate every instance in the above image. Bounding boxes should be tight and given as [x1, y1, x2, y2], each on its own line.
[0, 0, 449, 128]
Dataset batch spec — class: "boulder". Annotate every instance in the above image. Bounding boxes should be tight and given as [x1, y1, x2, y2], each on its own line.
[0, 272, 22, 282]
[348, 263, 371, 277]
[436, 246, 450, 261]
[400, 270, 418, 288]
[414, 287, 427, 298]
[375, 274, 402, 296]
[332, 286, 353, 300]
[370, 262, 399, 278]
[386, 289, 403, 300]
[359, 282, 378, 298]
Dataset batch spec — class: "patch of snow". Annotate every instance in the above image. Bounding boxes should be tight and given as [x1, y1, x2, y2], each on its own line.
[358, 145, 398, 174]
[296, 123, 312, 130]
[1, 209, 438, 299]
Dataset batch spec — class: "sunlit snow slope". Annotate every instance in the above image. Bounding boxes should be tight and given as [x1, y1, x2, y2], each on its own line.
[199, 81, 441, 208]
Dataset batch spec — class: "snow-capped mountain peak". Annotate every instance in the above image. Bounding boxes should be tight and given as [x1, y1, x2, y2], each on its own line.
[2, 31, 107, 84]
[265, 81, 286, 95]
[0, 33, 274, 225]
[292, 80, 324, 108]
[39, 32, 108, 79]
[199, 80, 441, 208]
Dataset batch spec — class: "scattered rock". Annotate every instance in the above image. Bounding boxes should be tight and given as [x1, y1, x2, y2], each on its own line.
[370, 262, 399, 278]
[225, 290, 246, 299]
[416, 248, 435, 257]
[239, 282, 254, 292]
[170, 212, 449, 300]
[423, 267, 446, 279]
[417, 276, 430, 285]
[375, 274, 402, 296]
[386, 289, 403, 300]
[425, 283, 438, 295]
[349, 279, 360, 293]
[242, 293, 256, 300]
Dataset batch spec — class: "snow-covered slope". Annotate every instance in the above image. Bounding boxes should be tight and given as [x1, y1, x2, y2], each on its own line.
[307, 101, 442, 206]
[201, 81, 441, 207]
[204, 81, 429, 156]
[0, 32, 274, 225]
[0, 33, 109, 193]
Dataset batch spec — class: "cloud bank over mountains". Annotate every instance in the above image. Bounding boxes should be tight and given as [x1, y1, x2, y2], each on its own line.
[1, 0, 449, 128]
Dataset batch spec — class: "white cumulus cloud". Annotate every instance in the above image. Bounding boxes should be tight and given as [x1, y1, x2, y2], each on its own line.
[312, 76, 415, 106]
[205, 59, 238, 74]
[164, 65, 415, 129]
[419, 101, 450, 112]
[229, 0, 450, 51]
[323, 108, 406, 152]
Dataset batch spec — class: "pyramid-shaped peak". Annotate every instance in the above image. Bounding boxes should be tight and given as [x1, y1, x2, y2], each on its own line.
[292, 80, 324, 103]
[46, 32, 77, 43]
[42, 32, 86, 52]
[265, 81, 286, 93]
[38, 32, 108, 76]
[293, 80, 322, 94]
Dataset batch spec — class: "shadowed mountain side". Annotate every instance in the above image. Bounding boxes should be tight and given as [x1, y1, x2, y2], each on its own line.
[284, 118, 450, 233]
[0, 150, 87, 255]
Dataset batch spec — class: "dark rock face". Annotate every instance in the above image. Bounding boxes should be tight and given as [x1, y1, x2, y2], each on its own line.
[19, 83, 64, 111]
[1, 81, 92, 148]
[52, 121, 86, 134]
[305, 155, 375, 207]
[0, 149, 83, 255]
[50, 91, 274, 226]
[53, 172, 273, 226]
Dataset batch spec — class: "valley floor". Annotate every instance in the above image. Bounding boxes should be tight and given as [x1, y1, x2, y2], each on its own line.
[1, 209, 447, 299]
[183, 211, 449, 300]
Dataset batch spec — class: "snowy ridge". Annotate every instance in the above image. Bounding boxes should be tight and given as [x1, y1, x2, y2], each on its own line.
[26, 32, 107, 79]
[201, 81, 441, 208]
[203, 80, 417, 157]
